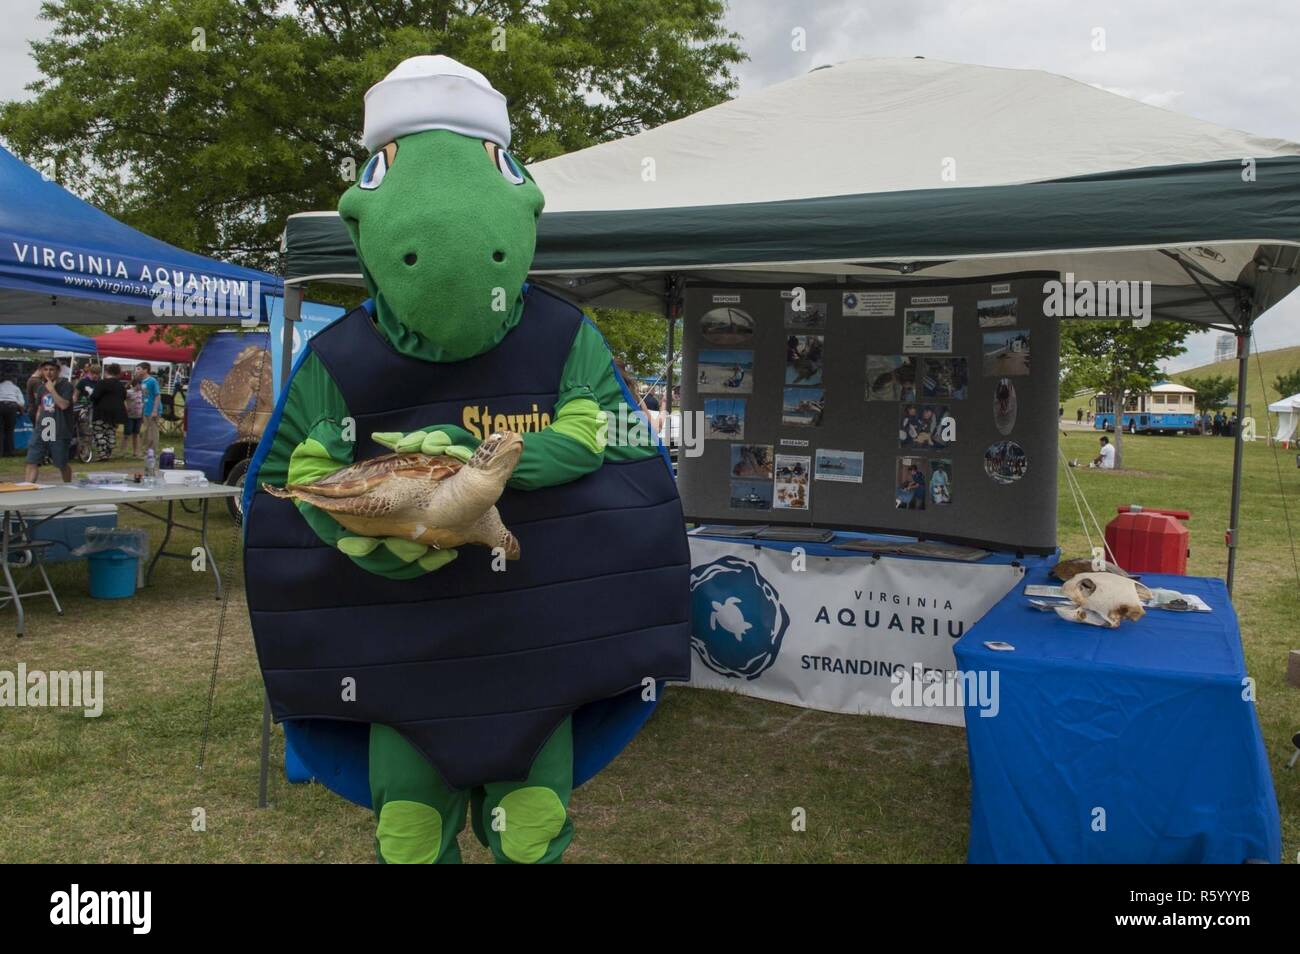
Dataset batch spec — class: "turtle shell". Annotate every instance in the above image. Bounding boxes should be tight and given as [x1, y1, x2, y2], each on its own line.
[295, 452, 464, 499]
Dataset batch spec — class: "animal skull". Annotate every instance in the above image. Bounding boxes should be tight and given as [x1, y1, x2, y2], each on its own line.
[1058, 572, 1153, 628]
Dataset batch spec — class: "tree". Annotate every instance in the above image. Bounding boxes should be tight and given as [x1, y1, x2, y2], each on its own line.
[1060, 321, 1190, 468]
[1179, 374, 1235, 413]
[1, 0, 745, 271]
[1273, 368, 1300, 400]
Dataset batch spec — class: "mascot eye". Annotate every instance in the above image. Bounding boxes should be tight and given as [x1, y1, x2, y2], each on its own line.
[359, 142, 398, 190]
[484, 141, 526, 185]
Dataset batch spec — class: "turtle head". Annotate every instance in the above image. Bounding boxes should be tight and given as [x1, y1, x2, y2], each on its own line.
[468, 431, 524, 480]
[338, 129, 544, 361]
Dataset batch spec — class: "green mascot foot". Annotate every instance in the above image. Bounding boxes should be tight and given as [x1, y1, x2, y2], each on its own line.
[369, 724, 468, 864]
[475, 718, 574, 864]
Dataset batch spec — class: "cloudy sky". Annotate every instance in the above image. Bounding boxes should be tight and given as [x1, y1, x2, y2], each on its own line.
[3, 0, 1296, 369]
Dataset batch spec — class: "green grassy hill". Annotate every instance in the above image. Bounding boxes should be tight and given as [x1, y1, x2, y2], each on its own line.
[1172, 344, 1300, 414]
[1062, 344, 1300, 422]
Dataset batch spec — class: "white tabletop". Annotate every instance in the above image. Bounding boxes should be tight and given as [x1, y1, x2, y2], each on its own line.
[0, 481, 241, 512]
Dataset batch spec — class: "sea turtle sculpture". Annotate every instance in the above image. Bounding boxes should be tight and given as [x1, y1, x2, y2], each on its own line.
[263, 431, 523, 559]
[199, 345, 274, 442]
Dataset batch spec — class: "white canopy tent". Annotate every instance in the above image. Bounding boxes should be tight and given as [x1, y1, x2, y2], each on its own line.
[280, 56, 1300, 591]
[1269, 392, 1300, 445]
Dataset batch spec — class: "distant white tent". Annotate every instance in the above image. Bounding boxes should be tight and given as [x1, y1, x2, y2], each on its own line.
[1268, 392, 1300, 445]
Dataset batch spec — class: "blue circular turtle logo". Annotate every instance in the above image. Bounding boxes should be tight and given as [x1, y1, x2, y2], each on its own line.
[689, 555, 789, 680]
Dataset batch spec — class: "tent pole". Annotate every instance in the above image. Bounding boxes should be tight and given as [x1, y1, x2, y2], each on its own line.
[664, 274, 678, 415]
[279, 283, 302, 391]
[258, 282, 303, 808]
[1225, 300, 1252, 596]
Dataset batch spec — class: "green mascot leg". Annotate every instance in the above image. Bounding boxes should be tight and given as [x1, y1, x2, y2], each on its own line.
[369, 723, 468, 864]
[473, 718, 574, 864]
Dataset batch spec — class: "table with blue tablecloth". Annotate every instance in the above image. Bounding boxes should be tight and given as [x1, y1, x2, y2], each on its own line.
[954, 569, 1281, 863]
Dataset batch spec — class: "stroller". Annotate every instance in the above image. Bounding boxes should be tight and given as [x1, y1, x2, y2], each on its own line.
[71, 403, 95, 464]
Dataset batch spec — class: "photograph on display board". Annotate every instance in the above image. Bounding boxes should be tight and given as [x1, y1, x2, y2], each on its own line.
[994, 378, 1018, 435]
[783, 300, 828, 329]
[782, 386, 825, 426]
[865, 354, 918, 401]
[899, 403, 956, 449]
[982, 329, 1031, 376]
[729, 478, 773, 511]
[700, 306, 756, 346]
[977, 296, 1018, 328]
[704, 398, 746, 439]
[922, 357, 969, 399]
[894, 456, 928, 510]
[814, 448, 864, 483]
[984, 440, 1028, 484]
[902, 306, 953, 353]
[842, 290, 896, 317]
[697, 349, 754, 393]
[773, 454, 811, 510]
[785, 334, 824, 385]
[730, 443, 774, 480]
[929, 459, 953, 506]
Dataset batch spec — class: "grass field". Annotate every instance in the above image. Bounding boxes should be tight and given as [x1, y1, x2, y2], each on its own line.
[0, 432, 1296, 864]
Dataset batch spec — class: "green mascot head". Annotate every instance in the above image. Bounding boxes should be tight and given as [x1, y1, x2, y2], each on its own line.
[338, 56, 545, 362]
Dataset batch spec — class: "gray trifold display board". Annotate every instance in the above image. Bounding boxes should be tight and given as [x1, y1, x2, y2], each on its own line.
[679, 274, 1060, 553]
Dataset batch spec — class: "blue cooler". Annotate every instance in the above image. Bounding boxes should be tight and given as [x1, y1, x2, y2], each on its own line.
[20, 504, 119, 563]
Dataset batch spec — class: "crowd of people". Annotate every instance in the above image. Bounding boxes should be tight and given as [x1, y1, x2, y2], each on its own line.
[1201, 410, 1239, 437]
[0, 359, 163, 483]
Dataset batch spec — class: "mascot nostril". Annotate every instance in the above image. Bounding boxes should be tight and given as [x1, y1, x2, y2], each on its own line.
[244, 54, 691, 865]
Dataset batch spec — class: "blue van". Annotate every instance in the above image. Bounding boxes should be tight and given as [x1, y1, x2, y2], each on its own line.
[186, 298, 345, 521]
[185, 331, 276, 521]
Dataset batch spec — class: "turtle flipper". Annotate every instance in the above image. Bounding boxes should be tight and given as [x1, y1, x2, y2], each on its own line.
[285, 487, 399, 518]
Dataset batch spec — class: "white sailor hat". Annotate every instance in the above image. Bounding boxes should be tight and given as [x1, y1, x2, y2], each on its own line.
[362, 55, 510, 153]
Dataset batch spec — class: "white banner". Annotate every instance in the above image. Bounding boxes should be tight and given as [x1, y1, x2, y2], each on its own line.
[687, 538, 1024, 726]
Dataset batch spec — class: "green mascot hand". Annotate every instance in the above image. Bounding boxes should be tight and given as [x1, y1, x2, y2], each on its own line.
[287, 420, 463, 576]
[372, 425, 480, 463]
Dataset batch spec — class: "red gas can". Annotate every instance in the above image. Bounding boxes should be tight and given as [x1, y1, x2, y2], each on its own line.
[1105, 506, 1190, 575]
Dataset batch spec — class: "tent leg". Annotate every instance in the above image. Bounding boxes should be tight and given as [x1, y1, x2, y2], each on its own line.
[665, 300, 675, 416]
[1226, 328, 1250, 596]
[280, 284, 302, 392]
[258, 693, 271, 808]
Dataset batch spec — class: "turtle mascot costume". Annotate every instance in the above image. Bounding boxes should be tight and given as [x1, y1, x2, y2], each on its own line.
[244, 55, 691, 864]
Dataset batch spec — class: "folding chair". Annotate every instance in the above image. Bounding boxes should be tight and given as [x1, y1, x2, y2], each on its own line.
[1, 513, 64, 637]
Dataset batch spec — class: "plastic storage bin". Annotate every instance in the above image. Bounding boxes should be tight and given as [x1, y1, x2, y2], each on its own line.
[73, 528, 150, 600]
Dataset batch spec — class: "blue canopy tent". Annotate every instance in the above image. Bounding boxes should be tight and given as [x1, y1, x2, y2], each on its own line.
[0, 324, 96, 352]
[0, 145, 281, 325]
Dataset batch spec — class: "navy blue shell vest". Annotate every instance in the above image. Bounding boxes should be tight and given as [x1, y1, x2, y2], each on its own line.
[245, 286, 691, 790]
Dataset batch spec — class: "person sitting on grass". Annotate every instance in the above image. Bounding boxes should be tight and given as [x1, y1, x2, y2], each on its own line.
[1089, 435, 1116, 470]
[24, 359, 74, 484]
